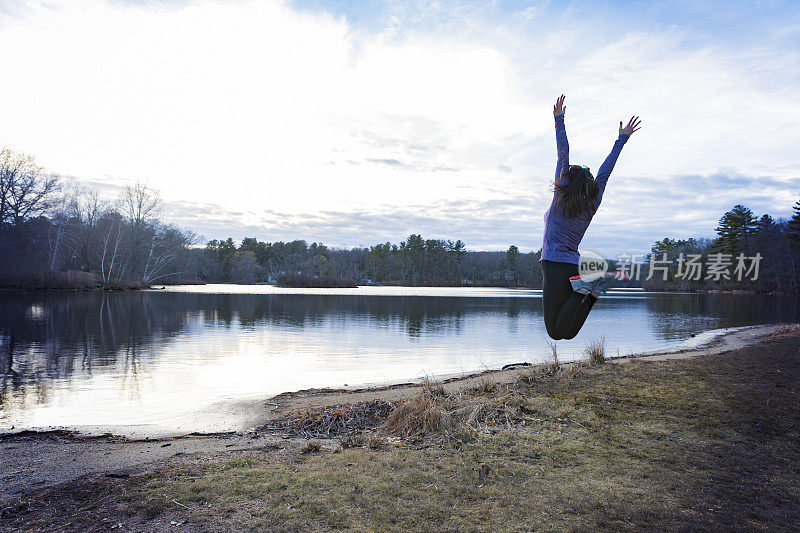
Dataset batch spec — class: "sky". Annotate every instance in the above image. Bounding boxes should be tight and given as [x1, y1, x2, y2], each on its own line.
[0, 0, 798, 255]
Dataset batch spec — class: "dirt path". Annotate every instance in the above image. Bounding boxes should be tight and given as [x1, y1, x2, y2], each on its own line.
[0, 432, 298, 501]
[0, 323, 788, 502]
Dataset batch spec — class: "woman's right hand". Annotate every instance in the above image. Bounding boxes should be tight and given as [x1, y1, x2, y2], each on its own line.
[553, 94, 566, 117]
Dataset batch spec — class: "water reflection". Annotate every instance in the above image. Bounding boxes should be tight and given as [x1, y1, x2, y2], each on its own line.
[645, 292, 800, 339]
[1, 288, 797, 432]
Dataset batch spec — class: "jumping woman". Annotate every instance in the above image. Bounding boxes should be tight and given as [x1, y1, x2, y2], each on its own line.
[541, 94, 641, 340]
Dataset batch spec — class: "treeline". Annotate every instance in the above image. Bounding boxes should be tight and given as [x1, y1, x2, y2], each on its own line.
[643, 202, 800, 293]
[0, 148, 193, 288]
[0, 147, 545, 288]
[5, 146, 798, 292]
[193, 236, 544, 287]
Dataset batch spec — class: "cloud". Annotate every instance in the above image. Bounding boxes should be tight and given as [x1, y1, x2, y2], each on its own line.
[158, 168, 797, 255]
[0, 0, 798, 252]
[365, 158, 461, 172]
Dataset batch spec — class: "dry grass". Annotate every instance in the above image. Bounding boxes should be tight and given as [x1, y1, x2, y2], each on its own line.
[516, 340, 588, 384]
[339, 434, 364, 448]
[381, 374, 511, 440]
[466, 376, 497, 395]
[419, 375, 446, 397]
[365, 435, 387, 450]
[585, 337, 606, 365]
[383, 367, 584, 441]
[260, 399, 396, 438]
[382, 382, 453, 437]
[299, 441, 322, 454]
[543, 340, 561, 374]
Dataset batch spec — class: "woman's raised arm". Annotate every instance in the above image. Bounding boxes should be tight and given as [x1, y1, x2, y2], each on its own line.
[594, 115, 642, 207]
[553, 94, 569, 186]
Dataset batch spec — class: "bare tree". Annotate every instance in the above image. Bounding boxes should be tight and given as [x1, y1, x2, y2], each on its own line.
[141, 222, 189, 283]
[0, 147, 60, 229]
[119, 183, 161, 280]
[121, 182, 160, 221]
[98, 212, 125, 284]
[48, 191, 76, 271]
[71, 186, 104, 270]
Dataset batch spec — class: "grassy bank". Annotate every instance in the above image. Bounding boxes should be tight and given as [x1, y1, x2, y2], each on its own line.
[2, 326, 799, 531]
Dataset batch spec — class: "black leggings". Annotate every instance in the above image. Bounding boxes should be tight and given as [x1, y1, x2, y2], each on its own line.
[541, 260, 597, 340]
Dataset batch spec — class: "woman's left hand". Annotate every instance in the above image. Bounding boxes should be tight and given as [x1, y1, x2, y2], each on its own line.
[619, 116, 642, 136]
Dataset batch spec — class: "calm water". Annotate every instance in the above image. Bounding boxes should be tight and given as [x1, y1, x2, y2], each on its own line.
[1, 285, 798, 434]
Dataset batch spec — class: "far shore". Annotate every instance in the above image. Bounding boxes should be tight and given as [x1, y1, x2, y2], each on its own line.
[3, 279, 797, 294]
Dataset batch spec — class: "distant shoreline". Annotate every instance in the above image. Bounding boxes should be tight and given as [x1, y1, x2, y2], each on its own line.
[2, 282, 796, 295]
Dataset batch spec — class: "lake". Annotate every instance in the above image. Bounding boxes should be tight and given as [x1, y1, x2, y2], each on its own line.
[1, 285, 797, 435]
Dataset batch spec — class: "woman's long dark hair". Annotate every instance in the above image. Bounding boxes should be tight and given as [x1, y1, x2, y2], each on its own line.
[554, 165, 600, 218]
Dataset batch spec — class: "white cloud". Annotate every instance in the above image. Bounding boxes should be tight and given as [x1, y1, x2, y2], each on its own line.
[0, 0, 798, 252]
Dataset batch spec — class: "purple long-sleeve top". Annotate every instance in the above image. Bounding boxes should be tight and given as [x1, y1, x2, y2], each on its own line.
[540, 113, 629, 264]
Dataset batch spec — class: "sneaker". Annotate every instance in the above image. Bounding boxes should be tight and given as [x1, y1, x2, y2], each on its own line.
[569, 275, 594, 296]
[570, 272, 627, 298]
[588, 272, 628, 297]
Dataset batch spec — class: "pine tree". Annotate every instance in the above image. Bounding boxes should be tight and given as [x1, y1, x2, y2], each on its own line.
[506, 245, 520, 265]
[650, 237, 687, 256]
[788, 196, 800, 248]
[757, 214, 775, 231]
[712, 204, 757, 254]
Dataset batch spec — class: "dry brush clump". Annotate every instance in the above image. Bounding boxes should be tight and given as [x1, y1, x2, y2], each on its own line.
[300, 441, 322, 454]
[262, 355, 596, 446]
[771, 324, 800, 339]
[584, 337, 606, 365]
[515, 337, 615, 385]
[382, 376, 544, 440]
[383, 377, 453, 437]
[517, 341, 584, 383]
[542, 341, 561, 374]
[420, 375, 447, 397]
[259, 399, 396, 438]
[468, 377, 498, 395]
